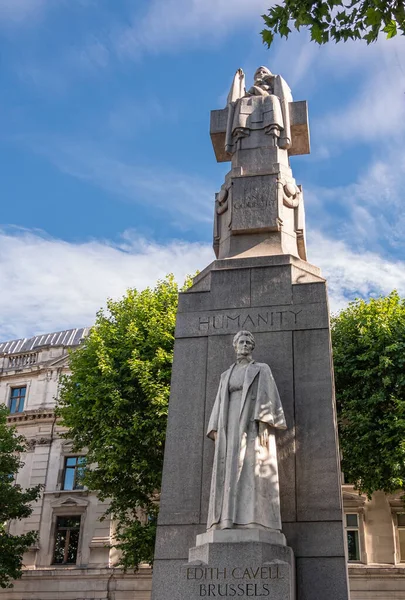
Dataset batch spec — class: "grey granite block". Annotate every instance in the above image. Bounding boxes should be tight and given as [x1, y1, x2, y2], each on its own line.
[154, 525, 206, 560]
[283, 521, 346, 557]
[158, 337, 207, 525]
[293, 329, 343, 522]
[175, 303, 329, 338]
[296, 557, 349, 600]
[251, 265, 293, 307]
[292, 282, 328, 305]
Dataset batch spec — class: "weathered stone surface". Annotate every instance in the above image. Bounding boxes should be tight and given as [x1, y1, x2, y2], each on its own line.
[251, 265, 293, 307]
[155, 525, 206, 560]
[231, 175, 279, 233]
[185, 542, 295, 600]
[175, 303, 329, 338]
[296, 557, 349, 600]
[153, 256, 348, 600]
[283, 521, 345, 557]
[158, 337, 208, 526]
[294, 329, 343, 522]
[195, 528, 286, 546]
[289, 101, 310, 156]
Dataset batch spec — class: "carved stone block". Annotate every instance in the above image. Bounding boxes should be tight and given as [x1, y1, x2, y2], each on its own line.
[231, 175, 279, 233]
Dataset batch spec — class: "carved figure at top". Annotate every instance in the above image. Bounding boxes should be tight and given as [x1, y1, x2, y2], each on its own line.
[225, 66, 292, 155]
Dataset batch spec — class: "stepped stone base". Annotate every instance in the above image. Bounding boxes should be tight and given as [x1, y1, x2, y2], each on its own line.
[164, 541, 296, 600]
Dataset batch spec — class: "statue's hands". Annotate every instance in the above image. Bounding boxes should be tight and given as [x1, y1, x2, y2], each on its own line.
[259, 422, 269, 448]
[211, 431, 217, 442]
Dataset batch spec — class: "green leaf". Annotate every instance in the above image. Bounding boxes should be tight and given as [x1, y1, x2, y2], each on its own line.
[383, 20, 398, 39]
[261, 28, 274, 47]
[310, 22, 324, 43]
[0, 406, 41, 587]
[366, 7, 382, 26]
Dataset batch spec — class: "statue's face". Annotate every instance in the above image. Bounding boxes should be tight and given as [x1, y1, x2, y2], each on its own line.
[235, 335, 254, 357]
[255, 67, 270, 82]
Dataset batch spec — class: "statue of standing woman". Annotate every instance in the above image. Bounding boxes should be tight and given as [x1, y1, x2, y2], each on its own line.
[207, 331, 287, 532]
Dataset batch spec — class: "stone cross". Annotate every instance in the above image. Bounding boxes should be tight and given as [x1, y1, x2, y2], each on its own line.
[210, 67, 310, 262]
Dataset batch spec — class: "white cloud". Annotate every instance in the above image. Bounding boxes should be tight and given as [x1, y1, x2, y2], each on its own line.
[115, 0, 271, 59]
[305, 147, 405, 257]
[1, 226, 405, 342]
[316, 64, 405, 144]
[309, 231, 405, 313]
[0, 228, 214, 341]
[313, 36, 405, 145]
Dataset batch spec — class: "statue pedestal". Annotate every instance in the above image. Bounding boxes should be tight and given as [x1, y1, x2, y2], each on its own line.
[194, 528, 286, 547]
[151, 255, 349, 600]
[179, 540, 295, 600]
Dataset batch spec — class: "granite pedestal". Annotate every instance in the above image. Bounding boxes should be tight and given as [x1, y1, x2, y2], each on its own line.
[152, 255, 349, 600]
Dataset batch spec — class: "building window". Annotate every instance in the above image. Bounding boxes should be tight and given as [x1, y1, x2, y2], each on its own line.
[52, 516, 81, 564]
[345, 513, 361, 561]
[397, 513, 405, 562]
[62, 457, 85, 491]
[9, 386, 26, 413]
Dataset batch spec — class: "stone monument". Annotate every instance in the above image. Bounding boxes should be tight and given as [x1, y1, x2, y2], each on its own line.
[151, 67, 350, 600]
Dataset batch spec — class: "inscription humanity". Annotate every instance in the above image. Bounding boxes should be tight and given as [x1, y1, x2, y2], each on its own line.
[175, 304, 329, 337]
[198, 310, 301, 332]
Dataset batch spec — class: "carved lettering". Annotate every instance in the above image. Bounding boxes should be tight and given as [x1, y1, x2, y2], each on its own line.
[226, 314, 240, 327]
[241, 315, 255, 329]
[289, 309, 302, 324]
[198, 582, 271, 596]
[213, 315, 224, 329]
[199, 317, 210, 331]
[196, 308, 303, 334]
[186, 565, 286, 582]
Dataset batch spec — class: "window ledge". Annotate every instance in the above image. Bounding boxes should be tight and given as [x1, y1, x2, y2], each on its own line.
[44, 490, 88, 497]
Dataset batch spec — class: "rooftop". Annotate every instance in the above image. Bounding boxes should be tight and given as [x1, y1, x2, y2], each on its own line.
[0, 328, 91, 355]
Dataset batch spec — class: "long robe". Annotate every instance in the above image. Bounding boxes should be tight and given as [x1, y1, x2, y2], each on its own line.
[225, 73, 293, 154]
[206, 361, 287, 531]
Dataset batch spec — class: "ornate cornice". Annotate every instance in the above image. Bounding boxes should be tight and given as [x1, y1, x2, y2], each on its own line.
[7, 409, 55, 424]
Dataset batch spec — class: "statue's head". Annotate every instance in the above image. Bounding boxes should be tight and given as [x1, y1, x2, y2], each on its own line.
[254, 66, 273, 83]
[233, 330, 255, 358]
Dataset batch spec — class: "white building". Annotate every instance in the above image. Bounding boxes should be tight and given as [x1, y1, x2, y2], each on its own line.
[1, 328, 405, 599]
[0, 329, 152, 600]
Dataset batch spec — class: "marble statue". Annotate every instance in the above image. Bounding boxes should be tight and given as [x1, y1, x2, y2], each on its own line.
[225, 66, 293, 155]
[207, 331, 287, 532]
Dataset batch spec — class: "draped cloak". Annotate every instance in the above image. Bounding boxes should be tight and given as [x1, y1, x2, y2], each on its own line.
[225, 73, 293, 155]
[206, 361, 287, 531]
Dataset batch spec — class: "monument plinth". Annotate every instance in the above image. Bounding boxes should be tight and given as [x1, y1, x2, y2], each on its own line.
[151, 67, 349, 600]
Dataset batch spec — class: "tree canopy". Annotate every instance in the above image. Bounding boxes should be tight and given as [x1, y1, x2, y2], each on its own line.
[0, 406, 41, 588]
[332, 291, 405, 497]
[56, 275, 189, 569]
[261, 1, 405, 46]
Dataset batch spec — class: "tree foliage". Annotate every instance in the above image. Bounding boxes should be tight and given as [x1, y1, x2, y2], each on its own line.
[0, 406, 41, 588]
[261, 0, 405, 46]
[56, 275, 190, 569]
[332, 291, 405, 497]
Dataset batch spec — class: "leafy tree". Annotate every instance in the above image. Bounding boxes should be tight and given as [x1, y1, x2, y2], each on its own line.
[332, 291, 405, 497]
[0, 406, 41, 588]
[56, 275, 189, 569]
[261, 1, 405, 46]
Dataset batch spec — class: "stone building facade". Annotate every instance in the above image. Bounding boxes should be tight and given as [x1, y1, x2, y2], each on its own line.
[0, 329, 152, 600]
[1, 327, 405, 599]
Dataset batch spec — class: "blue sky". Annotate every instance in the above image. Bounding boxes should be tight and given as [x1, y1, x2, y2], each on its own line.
[1, 0, 405, 340]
